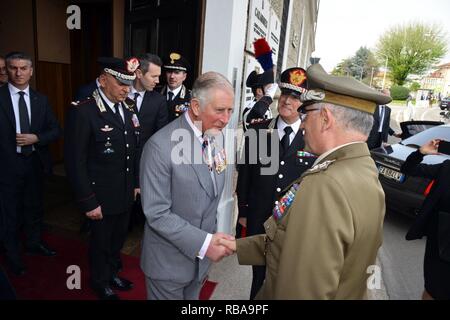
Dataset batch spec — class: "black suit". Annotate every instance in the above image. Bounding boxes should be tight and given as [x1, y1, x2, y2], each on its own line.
[135, 90, 168, 156]
[130, 90, 168, 227]
[74, 80, 97, 101]
[0, 84, 61, 263]
[64, 91, 139, 288]
[401, 150, 450, 298]
[160, 85, 191, 122]
[236, 117, 315, 299]
[367, 105, 395, 149]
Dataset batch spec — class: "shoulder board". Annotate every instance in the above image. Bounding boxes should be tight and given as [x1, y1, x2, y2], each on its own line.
[92, 89, 107, 112]
[71, 97, 92, 107]
[306, 160, 336, 175]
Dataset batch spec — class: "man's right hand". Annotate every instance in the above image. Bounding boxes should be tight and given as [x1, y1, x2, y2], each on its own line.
[86, 206, 103, 220]
[238, 217, 247, 228]
[420, 139, 440, 155]
[264, 83, 278, 98]
[205, 232, 235, 262]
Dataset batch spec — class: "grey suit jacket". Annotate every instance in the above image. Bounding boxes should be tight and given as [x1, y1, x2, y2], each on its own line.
[139, 114, 226, 283]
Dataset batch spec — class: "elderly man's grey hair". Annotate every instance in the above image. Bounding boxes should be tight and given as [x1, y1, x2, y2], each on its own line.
[191, 71, 234, 109]
[319, 102, 374, 136]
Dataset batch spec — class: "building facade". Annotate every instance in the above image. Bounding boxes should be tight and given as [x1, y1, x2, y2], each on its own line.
[421, 63, 450, 97]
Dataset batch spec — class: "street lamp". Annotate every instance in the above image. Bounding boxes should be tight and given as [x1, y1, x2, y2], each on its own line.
[380, 53, 389, 90]
[369, 67, 375, 87]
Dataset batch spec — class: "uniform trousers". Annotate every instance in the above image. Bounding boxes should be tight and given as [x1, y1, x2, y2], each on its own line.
[89, 210, 130, 288]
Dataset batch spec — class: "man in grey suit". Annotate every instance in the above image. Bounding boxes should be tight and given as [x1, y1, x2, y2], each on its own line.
[139, 71, 235, 300]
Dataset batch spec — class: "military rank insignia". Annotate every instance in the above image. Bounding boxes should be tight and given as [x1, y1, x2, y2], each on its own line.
[100, 125, 114, 132]
[214, 149, 227, 174]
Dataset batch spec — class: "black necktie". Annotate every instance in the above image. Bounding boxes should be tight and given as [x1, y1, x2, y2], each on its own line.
[168, 91, 174, 101]
[18, 91, 32, 156]
[281, 126, 293, 153]
[113, 103, 123, 124]
[134, 92, 140, 103]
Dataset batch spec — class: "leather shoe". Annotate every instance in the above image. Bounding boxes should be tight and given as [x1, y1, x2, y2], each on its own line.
[25, 243, 56, 257]
[110, 276, 133, 291]
[6, 258, 26, 276]
[91, 285, 119, 300]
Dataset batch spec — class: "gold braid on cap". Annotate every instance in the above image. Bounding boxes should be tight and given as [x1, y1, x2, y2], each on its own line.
[279, 82, 308, 93]
[104, 68, 136, 81]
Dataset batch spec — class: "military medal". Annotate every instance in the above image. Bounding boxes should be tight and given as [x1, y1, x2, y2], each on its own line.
[131, 113, 140, 128]
[174, 102, 190, 114]
[272, 183, 300, 221]
[214, 149, 227, 174]
[297, 150, 315, 158]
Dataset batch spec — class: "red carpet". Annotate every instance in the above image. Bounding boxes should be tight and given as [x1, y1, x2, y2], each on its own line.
[1, 233, 217, 300]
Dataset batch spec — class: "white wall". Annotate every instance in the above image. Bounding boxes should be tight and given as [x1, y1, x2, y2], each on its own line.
[202, 0, 249, 234]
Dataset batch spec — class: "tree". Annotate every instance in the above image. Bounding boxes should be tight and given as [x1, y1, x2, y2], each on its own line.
[332, 47, 380, 85]
[349, 47, 379, 84]
[332, 58, 352, 76]
[409, 82, 421, 92]
[376, 22, 447, 85]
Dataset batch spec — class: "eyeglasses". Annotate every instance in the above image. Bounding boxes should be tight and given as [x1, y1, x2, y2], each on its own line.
[299, 108, 321, 121]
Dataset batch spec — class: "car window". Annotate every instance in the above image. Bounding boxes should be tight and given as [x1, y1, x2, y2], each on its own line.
[402, 126, 450, 147]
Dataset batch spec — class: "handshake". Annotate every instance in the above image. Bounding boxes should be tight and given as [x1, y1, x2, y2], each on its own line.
[205, 232, 237, 262]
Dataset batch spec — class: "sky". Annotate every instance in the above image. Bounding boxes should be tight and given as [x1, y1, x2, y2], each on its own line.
[314, 0, 450, 72]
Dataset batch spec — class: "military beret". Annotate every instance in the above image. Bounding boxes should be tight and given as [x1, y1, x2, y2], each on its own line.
[98, 56, 139, 86]
[278, 67, 308, 97]
[301, 64, 392, 114]
[164, 52, 190, 72]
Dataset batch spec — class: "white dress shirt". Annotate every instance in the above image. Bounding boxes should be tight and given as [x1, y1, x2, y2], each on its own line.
[167, 85, 182, 101]
[9, 83, 32, 153]
[98, 87, 124, 121]
[277, 117, 301, 145]
[129, 87, 146, 112]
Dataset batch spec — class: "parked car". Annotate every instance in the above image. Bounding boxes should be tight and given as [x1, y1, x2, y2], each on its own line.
[440, 96, 450, 110]
[370, 123, 450, 217]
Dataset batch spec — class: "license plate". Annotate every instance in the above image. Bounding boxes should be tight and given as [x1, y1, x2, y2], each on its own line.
[378, 165, 405, 183]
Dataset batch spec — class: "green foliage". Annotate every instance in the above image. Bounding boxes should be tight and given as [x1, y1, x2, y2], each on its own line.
[376, 22, 447, 85]
[390, 85, 410, 100]
[409, 82, 421, 92]
[331, 47, 380, 82]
